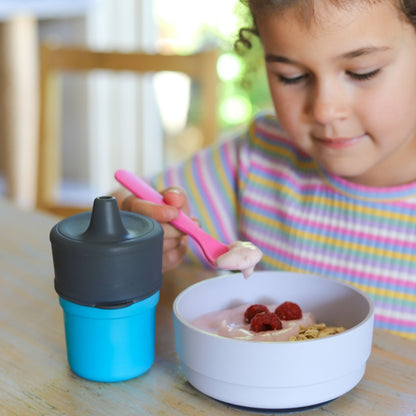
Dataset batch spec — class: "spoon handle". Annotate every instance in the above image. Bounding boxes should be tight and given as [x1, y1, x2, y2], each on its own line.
[114, 169, 228, 264]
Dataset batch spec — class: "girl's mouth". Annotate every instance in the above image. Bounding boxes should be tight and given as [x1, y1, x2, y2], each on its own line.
[313, 134, 367, 149]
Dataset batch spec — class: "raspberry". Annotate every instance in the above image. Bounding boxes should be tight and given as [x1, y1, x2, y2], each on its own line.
[244, 304, 269, 323]
[274, 301, 302, 320]
[249, 312, 282, 332]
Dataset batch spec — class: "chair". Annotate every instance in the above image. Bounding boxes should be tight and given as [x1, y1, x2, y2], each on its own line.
[37, 43, 219, 217]
[0, 14, 39, 210]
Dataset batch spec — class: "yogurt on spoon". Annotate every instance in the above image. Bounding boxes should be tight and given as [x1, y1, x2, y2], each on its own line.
[215, 241, 263, 278]
[115, 169, 263, 277]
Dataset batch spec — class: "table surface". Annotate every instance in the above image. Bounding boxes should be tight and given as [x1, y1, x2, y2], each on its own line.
[0, 198, 415, 416]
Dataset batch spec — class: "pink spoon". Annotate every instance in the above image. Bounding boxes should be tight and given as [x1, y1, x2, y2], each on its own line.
[115, 169, 229, 265]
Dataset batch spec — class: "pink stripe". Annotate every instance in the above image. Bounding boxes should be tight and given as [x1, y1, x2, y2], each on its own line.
[329, 166, 416, 194]
[252, 158, 416, 207]
[251, 236, 416, 291]
[246, 192, 416, 253]
[222, 140, 239, 184]
[257, 120, 416, 200]
[165, 167, 181, 188]
[253, 153, 416, 209]
[394, 199, 416, 209]
[376, 313, 416, 328]
[165, 169, 174, 187]
[256, 123, 295, 150]
[193, 153, 229, 239]
[252, 159, 328, 193]
[246, 161, 416, 249]
[236, 136, 251, 179]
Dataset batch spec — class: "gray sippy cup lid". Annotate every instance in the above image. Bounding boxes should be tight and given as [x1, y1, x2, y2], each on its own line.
[50, 196, 163, 308]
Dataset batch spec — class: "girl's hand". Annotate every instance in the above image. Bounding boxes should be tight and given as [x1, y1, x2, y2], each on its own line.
[114, 186, 190, 272]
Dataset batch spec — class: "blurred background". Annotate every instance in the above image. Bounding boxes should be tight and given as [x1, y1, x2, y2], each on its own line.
[0, 0, 271, 214]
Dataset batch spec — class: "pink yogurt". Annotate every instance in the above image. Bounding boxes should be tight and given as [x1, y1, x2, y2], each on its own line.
[215, 241, 263, 278]
[191, 304, 315, 342]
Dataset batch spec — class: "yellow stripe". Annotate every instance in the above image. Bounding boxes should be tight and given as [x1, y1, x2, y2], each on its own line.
[245, 209, 415, 262]
[252, 130, 315, 171]
[261, 256, 416, 303]
[350, 282, 416, 303]
[262, 251, 416, 302]
[252, 175, 416, 223]
[261, 255, 303, 272]
[154, 175, 165, 192]
[389, 330, 416, 341]
[212, 145, 236, 210]
[260, 257, 416, 340]
[183, 162, 218, 237]
[262, 255, 416, 302]
[185, 249, 203, 265]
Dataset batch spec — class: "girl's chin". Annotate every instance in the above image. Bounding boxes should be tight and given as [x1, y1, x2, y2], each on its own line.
[317, 161, 371, 183]
[320, 164, 387, 187]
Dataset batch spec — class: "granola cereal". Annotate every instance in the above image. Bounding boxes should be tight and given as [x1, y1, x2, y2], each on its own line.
[289, 323, 346, 341]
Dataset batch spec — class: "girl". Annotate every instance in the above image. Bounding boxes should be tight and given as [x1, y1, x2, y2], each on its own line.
[116, 0, 416, 340]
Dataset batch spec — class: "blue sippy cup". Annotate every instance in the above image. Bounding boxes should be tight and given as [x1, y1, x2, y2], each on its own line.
[50, 196, 163, 382]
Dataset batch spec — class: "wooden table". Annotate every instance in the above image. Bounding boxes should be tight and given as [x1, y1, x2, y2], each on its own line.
[0, 198, 415, 416]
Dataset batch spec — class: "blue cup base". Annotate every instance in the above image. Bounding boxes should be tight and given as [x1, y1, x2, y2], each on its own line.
[60, 292, 159, 382]
[69, 360, 153, 383]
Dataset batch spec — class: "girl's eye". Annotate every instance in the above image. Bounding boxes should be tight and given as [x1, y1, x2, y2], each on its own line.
[347, 68, 380, 81]
[277, 74, 307, 85]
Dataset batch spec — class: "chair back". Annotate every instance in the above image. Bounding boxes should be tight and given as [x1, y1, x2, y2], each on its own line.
[37, 43, 218, 217]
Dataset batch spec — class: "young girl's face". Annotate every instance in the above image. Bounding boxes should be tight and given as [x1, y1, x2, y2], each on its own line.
[259, 0, 416, 187]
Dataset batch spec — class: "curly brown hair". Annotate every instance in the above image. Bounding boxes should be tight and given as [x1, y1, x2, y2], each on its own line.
[235, 0, 416, 51]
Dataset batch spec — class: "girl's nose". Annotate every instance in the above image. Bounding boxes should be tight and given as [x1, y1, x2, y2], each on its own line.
[308, 82, 349, 125]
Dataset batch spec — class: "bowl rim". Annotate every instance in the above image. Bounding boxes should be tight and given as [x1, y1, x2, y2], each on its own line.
[173, 270, 375, 344]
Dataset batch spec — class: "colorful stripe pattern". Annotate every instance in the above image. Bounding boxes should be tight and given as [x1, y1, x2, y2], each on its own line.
[153, 113, 416, 340]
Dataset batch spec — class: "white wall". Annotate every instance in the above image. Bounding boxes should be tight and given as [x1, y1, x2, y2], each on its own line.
[86, 0, 164, 197]
[39, 0, 164, 205]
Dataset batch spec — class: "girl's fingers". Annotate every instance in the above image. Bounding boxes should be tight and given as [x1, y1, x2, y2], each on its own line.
[161, 187, 190, 215]
[121, 195, 178, 222]
[162, 239, 188, 272]
[163, 234, 186, 252]
[161, 222, 184, 239]
[115, 186, 191, 271]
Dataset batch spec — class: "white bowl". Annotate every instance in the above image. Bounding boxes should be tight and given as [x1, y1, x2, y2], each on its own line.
[173, 271, 374, 410]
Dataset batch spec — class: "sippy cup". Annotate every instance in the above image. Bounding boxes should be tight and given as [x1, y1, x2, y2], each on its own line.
[50, 196, 163, 382]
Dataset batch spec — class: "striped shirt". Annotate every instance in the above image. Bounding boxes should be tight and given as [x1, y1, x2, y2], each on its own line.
[153, 112, 416, 340]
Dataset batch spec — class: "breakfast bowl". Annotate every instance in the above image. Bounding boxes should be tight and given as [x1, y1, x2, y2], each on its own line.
[172, 271, 374, 410]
